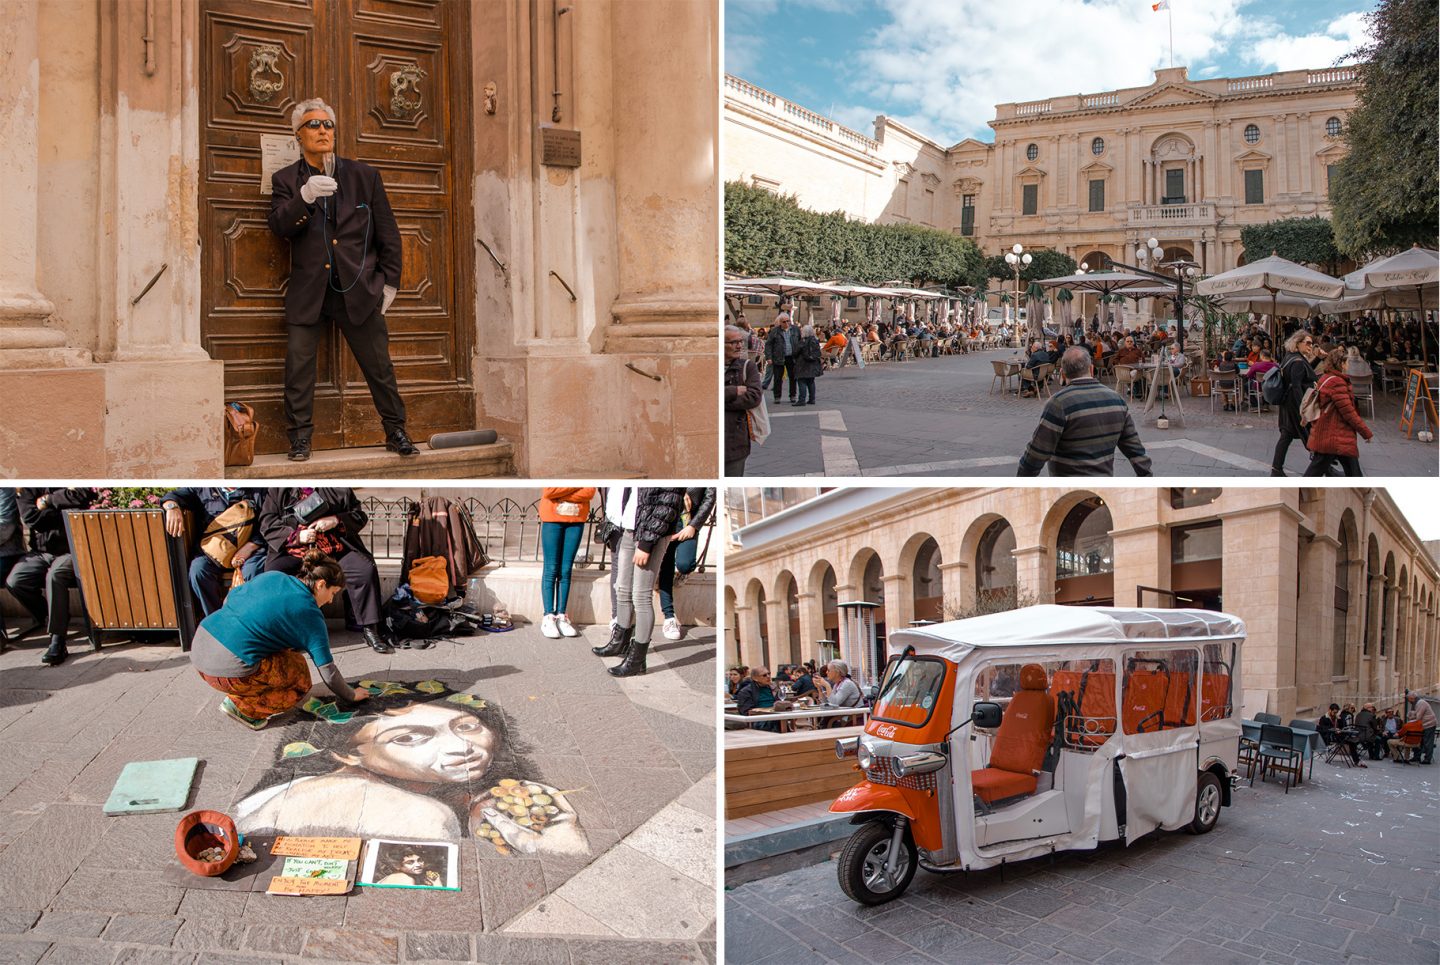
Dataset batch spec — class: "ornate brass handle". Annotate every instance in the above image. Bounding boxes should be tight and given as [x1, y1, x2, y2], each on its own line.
[248, 44, 284, 102]
[390, 64, 427, 118]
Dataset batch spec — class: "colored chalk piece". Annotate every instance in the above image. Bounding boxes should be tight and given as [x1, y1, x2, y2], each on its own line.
[104, 757, 200, 815]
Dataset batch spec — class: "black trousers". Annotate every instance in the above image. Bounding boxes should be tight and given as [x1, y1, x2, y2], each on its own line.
[770, 355, 797, 400]
[1270, 424, 1307, 475]
[265, 548, 382, 627]
[1303, 453, 1364, 476]
[6, 552, 77, 635]
[285, 285, 406, 441]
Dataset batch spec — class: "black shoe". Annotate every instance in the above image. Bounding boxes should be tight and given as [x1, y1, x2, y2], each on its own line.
[790, 401, 805, 407]
[385, 429, 419, 457]
[362, 627, 394, 654]
[287, 438, 311, 461]
[608, 639, 650, 677]
[592, 623, 631, 657]
[40, 634, 68, 666]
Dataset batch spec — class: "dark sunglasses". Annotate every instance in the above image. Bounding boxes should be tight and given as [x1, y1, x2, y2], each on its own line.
[300, 119, 335, 130]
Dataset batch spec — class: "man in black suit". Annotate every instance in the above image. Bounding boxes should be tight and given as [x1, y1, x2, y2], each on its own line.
[268, 97, 418, 461]
[7, 488, 97, 665]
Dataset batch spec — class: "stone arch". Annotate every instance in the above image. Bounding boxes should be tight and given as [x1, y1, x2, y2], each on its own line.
[965, 513, 1017, 602]
[723, 584, 739, 665]
[744, 577, 770, 669]
[1078, 249, 1111, 272]
[772, 569, 801, 667]
[898, 532, 944, 624]
[1382, 552, 1396, 658]
[1149, 131, 1197, 160]
[1042, 491, 1114, 606]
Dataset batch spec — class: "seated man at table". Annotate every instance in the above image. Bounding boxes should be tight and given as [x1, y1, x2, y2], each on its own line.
[1317, 703, 1364, 765]
[1113, 336, 1144, 367]
[736, 666, 779, 732]
[1019, 341, 1052, 396]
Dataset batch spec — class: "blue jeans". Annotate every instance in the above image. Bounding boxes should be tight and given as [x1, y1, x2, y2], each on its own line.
[657, 535, 700, 620]
[541, 521, 585, 614]
[189, 549, 269, 617]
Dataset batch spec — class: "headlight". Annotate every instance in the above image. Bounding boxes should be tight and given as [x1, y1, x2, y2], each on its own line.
[857, 741, 875, 770]
[894, 751, 946, 777]
[834, 737, 859, 760]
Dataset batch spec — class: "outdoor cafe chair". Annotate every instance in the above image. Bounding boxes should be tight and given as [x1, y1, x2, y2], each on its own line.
[1211, 373, 1241, 414]
[990, 359, 1014, 395]
[1251, 723, 1302, 793]
[1323, 729, 1362, 768]
[1021, 363, 1055, 400]
[1254, 711, 1282, 725]
[1245, 375, 1268, 413]
[1351, 375, 1376, 420]
[1113, 364, 1138, 403]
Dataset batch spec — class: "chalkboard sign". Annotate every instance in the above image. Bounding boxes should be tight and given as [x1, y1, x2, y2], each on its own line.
[1399, 368, 1437, 438]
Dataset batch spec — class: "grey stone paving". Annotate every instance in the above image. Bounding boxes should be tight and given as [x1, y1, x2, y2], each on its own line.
[0, 620, 717, 964]
[724, 757, 1440, 964]
[743, 350, 1439, 477]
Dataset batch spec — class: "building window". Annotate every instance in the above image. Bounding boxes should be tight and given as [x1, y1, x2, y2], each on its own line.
[1165, 168, 1185, 204]
[961, 194, 975, 236]
[1088, 179, 1105, 212]
[1169, 488, 1221, 509]
[1172, 521, 1222, 564]
[1327, 164, 1337, 190]
[924, 188, 936, 225]
[1091, 136, 1104, 156]
[1056, 498, 1114, 581]
[1326, 116, 1341, 137]
[1021, 183, 1038, 215]
[1243, 124, 1260, 144]
[1026, 143, 1038, 161]
[1244, 169, 1264, 205]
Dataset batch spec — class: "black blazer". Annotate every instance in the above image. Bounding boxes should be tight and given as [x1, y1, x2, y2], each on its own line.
[268, 156, 401, 327]
[258, 488, 373, 559]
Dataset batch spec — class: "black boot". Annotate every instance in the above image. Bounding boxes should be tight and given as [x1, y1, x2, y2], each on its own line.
[288, 436, 312, 462]
[385, 428, 420, 457]
[592, 623, 631, 657]
[362, 626, 394, 654]
[40, 633, 68, 666]
[608, 638, 649, 677]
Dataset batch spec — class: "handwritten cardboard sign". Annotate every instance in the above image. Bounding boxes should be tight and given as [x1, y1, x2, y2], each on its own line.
[272, 836, 362, 860]
[267, 875, 351, 896]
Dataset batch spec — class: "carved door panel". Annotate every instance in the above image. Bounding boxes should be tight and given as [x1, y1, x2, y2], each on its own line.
[200, 0, 473, 453]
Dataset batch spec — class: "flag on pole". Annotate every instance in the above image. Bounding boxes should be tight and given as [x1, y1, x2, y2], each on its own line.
[1152, 1, 1168, 10]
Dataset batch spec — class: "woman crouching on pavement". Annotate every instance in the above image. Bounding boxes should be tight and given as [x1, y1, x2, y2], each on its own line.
[190, 549, 366, 729]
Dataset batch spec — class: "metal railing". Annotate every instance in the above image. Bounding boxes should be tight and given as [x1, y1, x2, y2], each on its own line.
[359, 496, 716, 572]
[1128, 202, 1215, 225]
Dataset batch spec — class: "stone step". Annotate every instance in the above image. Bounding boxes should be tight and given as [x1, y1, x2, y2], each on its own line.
[226, 440, 516, 479]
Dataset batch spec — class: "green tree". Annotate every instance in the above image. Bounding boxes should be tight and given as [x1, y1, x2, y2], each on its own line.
[1240, 217, 1343, 274]
[1328, 0, 1439, 257]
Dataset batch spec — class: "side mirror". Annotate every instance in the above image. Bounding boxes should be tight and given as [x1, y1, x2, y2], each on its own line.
[971, 701, 1003, 729]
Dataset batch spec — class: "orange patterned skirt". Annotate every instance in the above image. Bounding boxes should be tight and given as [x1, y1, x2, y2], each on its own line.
[197, 649, 311, 720]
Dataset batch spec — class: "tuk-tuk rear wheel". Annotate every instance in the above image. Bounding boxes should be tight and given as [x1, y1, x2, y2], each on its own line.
[1188, 772, 1223, 834]
[838, 821, 917, 906]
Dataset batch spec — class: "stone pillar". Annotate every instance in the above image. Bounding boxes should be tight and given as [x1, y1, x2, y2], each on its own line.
[940, 560, 971, 617]
[1342, 559, 1366, 693]
[1296, 534, 1338, 714]
[724, 597, 740, 665]
[763, 599, 790, 668]
[1013, 544, 1051, 604]
[736, 604, 763, 670]
[796, 591, 825, 667]
[881, 573, 910, 632]
[1365, 573, 1384, 698]
[0, 0, 84, 365]
[1224, 506, 1300, 717]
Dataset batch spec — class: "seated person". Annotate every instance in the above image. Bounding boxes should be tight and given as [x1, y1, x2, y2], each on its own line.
[735, 666, 779, 732]
[820, 659, 863, 728]
[1390, 720, 1424, 763]
[792, 663, 818, 700]
[258, 488, 391, 655]
[161, 487, 268, 617]
[1247, 349, 1278, 387]
[1113, 336, 1144, 366]
[1020, 341, 1051, 395]
[9, 487, 97, 666]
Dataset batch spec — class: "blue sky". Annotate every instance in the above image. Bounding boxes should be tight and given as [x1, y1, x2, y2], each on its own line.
[726, 0, 1378, 145]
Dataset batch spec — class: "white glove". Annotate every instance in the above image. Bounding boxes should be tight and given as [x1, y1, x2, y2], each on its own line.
[382, 285, 397, 315]
[300, 175, 337, 205]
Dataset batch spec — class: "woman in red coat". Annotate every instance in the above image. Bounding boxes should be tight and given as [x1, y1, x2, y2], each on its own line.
[1304, 347, 1373, 477]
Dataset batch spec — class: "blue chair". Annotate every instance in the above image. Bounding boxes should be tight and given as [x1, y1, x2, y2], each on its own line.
[1255, 712, 1282, 725]
[1251, 723, 1302, 793]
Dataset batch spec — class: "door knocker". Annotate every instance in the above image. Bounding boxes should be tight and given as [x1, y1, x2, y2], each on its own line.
[390, 64, 427, 119]
[248, 45, 284, 102]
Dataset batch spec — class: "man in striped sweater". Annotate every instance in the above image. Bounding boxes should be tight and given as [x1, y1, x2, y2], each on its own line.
[1017, 347, 1153, 476]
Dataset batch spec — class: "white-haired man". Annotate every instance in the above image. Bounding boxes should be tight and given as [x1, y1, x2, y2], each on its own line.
[267, 98, 416, 461]
[763, 312, 800, 404]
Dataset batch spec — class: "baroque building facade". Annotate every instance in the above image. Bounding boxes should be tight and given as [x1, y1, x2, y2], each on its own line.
[725, 65, 1357, 276]
[0, 0, 716, 477]
[723, 488, 1439, 723]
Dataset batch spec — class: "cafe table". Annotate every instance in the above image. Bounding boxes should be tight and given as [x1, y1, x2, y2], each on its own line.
[1242, 719, 1323, 783]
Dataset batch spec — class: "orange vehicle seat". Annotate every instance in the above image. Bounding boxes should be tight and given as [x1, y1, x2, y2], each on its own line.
[1050, 669, 1117, 746]
[1200, 672, 1232, 721]
[1122, 669, 1169, 734]
[972, 664, 1056, 803]
[1163, 671, 1197, 728]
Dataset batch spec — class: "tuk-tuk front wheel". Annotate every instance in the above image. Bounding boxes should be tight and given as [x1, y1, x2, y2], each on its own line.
[838, 821, 917, 905]
[1188, 772, 1223, 834]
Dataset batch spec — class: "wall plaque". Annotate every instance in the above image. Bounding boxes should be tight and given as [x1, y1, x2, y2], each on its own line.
[540, 127, 581, 167]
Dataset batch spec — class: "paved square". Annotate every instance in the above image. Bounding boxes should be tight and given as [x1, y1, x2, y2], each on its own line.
[0, 622, 717, 964]
[742, 351, 1438, 477]
[724, 758, 1440, 964]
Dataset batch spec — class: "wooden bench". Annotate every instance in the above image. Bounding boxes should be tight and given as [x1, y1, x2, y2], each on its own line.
[724, 725, 865, 820]
[64, 509, 198, 652]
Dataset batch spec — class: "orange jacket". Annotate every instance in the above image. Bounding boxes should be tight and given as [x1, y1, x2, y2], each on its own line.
[540, 488, 596, 523]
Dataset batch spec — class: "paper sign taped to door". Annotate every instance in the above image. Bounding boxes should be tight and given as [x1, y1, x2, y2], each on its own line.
[272, 836, 363, 860]
[260, 134, 301, 195]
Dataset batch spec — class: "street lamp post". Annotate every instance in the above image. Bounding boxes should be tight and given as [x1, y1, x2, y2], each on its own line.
[1132, 237, 1199, 355]
[1004, 243, 1032, 346]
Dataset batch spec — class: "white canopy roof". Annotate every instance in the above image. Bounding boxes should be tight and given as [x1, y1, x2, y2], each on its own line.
[888, 605, 1245, 663]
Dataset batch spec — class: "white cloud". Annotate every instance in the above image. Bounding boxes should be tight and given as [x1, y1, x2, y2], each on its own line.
[1246, 10, 1372, 72]
[838, 0, 1253, 144]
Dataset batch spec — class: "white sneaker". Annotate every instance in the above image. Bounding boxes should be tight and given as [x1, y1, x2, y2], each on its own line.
[556, 614, 579, 638]
[662, 617, 682, 640]
[540, 614, 561, 639]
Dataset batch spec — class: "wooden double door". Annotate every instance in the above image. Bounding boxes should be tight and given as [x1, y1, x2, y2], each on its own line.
[199, 0, 474, 452]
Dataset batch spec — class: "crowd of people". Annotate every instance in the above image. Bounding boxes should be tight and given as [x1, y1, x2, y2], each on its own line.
[1316, 693, 1436, 766]
[725, 658, 865, 733]
[1, 486, 714, 728]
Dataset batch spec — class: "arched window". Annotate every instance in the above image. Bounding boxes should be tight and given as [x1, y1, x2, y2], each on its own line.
[976, 519, 1017, 598]
[1325, 116, 1341, 137]
[1091, 136, 1105, 156]
[1243, 124, 1260, 144]
[1026, 143, 1039, 162]
[1332, 530, 1349, 676]
[1056, 498, 1114, 606]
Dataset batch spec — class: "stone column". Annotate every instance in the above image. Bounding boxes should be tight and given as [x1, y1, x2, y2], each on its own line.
[939, 560, 971, 617]
[1365, 573, 1384, 698]
[607, 0, 715, 356]
[764, 599, 791, 668]
[1342, 559, 1366, 693]
[1297, 534, 1338, 713]
[796, 591, 825, 666]
[1224, 506, 1300, 717]
[881, 573, 910, 632]
[736, 604, 763, 670]
[1013, 544, 1052, 604]
[724, 597, 740, 665]
[0, 0, 84, 365]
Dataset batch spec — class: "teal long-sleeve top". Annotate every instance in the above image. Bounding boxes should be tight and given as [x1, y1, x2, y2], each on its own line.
[198, 572, 333, 668]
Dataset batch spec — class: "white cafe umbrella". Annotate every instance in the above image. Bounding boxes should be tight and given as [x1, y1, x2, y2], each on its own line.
[1336, 246, 1439, 360]
[1192, 253, 1344, 342]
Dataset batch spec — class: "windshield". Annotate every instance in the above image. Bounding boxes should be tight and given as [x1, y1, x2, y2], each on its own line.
[872, 656, 946, 727]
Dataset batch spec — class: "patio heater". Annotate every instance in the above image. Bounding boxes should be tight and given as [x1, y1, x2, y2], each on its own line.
[817, 638, 838, 667]
[836, 600, 882, 694]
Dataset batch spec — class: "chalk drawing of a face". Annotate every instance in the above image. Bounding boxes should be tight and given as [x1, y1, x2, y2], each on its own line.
[234, 683, 589, 856]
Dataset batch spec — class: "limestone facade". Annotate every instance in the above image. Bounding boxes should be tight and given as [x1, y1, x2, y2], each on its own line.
[724, 65, 1357, 276]
[0, 0, 717, 477]
[722, 487, 1439, 721]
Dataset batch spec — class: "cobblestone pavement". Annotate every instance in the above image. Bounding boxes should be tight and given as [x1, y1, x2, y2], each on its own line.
[0, 620, 717, 964]
[742, 350, 1438, 477]
[725, 757, 1440, 964]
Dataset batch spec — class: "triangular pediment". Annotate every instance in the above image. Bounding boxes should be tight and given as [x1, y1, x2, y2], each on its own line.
[1015, 165, 1047, 179]
[1125, 83, 1217, 108]
[1078, 159, 1113, 177]
[1315, 143, 1347, 160]
[1234, 148, 1272, 163]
